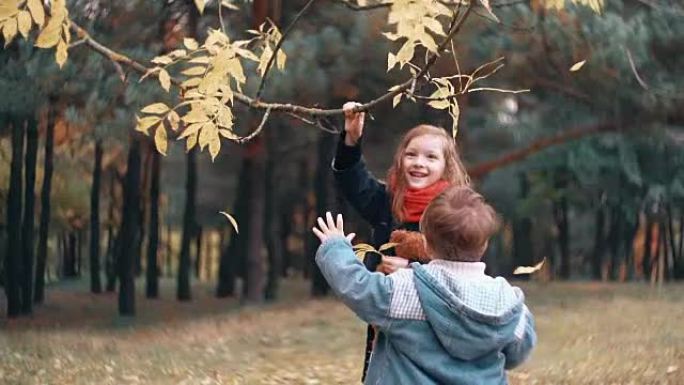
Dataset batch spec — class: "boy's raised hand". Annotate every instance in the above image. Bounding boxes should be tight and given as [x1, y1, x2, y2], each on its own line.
[313, 212, 356, 244]
[343, 101, 365, 146]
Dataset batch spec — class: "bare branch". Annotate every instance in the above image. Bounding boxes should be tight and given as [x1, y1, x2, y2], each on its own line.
[625, 47, 649, 90]
[334, 0, 392, 11]
[468, 121, 619, 178]
[255, 0, 317, 100]
[236, 107, 272, 144]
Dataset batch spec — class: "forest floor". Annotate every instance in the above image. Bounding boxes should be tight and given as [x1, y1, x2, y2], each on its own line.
[1, 278, 683, 385]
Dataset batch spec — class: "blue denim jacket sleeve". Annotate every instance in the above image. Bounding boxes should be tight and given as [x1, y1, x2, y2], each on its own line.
[503, 306, 537, 369]
[315, 236, 392, 328]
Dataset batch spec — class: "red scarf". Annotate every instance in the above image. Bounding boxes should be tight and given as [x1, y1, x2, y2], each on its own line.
[402, 180, 450, 223]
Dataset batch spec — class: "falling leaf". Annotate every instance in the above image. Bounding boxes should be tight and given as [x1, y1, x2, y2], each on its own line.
[219, 211, 239, 234]
[569, 60, 586, 72]
[667, 366, 678, 374]
[513, 258, 546, 275]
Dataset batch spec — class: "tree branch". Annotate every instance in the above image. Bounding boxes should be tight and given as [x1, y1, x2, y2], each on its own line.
[255, 0, 317, 100]
[69, 2, 474, 119]
[235, 107, 272, 144]
[467, 121, 618, 179]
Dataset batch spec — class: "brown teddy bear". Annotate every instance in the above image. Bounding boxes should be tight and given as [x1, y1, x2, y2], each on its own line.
[389, 229, 431, 263]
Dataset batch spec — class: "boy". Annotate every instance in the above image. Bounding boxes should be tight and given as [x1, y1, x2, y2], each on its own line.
[313, 186, 536, 384]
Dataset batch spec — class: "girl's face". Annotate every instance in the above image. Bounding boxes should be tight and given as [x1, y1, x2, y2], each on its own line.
[402, 134, 447, 189]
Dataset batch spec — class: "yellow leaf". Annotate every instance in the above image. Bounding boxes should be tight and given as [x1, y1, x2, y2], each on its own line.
[181, 109, 209, 124]
[17, 10, 31, 39]
[151, 55, 172, 65]
[392, 93, 402, 109]
[394, 41, 415, 69]
[168, 49, 186, 58]
[61, 21, 70, 45]
[0, 1, 19, 22]
[181, 77, 201, 88]
[141, 103, 169, 114]
[2, 18, 17, 47]
[234, 47, 259, 62]
[186, 132, 198, 152]
[198, 122, 215, 150]
[219, 129, 238, 140]
[35, 20, 61, 48]
[569, 59, 586, 72]
[167, 110, 180, 131]
[135, 116, 160, 135]
[209, 137, 220, 161]
[55, 38, 67, 68]
[183, 37, 198, 50]
[257, 45, 272, 76]
[276, 48, 286, 70]
[378, 242, 399, 252]
[194, 0, 205, 14]
[159, 69, 171, 92]
[219, 211, 239, 234]
[189, 55, 211, 64]
[26, 0, 44, 27]
[449, 100, 460, 139]
[182, 66, 206, 76]
[512, 258, 546, 275]
[178, 122, 203, 140]
[154, 125, 168, 156]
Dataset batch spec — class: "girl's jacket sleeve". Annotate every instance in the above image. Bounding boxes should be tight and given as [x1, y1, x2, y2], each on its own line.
[315, 236, 392, 328]
[332, 133, 389, 227]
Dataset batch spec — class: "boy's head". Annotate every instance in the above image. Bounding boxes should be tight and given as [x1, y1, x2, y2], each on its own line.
[419, 186, 500, 262]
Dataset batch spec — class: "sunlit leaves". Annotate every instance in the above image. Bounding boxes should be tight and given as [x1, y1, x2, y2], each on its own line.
[154, 125, 168, 155]
[141, 103, 170, 114]
[570, 59, 586, 72]
[158, 69, 171, 92]
[17, 10, 31, 38]
[26, 0, 44, 27]
[385, 0, 451, 71]
[30, 0, 70, 67]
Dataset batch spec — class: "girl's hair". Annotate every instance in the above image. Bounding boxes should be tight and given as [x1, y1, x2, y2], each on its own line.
[386, 124, 470, 222]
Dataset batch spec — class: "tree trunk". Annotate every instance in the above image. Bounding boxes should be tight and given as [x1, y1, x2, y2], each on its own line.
[21, 118, 38, 314]
[512, 173, 534, 277]
[89, 139, 103, 294]
[216, 159, 251, 298]
[607, 206, 623, 281]
[35, 108, 55, 303]
[4, 119, 25, 317]
[105, 172, 119, 292]
[553, 170, 570, 279]
[264, 127, 282, 301]
[118, 135, 142, 316]
[642, 215, 655, 280]
[146, 147, 161, 298]
[177, 148, 196, 301]
[590, 205, 605, 280]
[244, 138, 267, 303]
[311, 131, 336, 296]
[194, 225, 203, 279]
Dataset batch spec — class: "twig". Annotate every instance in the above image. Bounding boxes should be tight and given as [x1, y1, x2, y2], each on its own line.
[255, 0, 317, 100]
[218, 0, 226, 34]
[334, 0, 392, 11]
[112, 61, 127, 83]
[236, 107, 272, 144]
[68, 38, 87, 48]
[335, 0, 526, 11]
[624, 47, 649, 90]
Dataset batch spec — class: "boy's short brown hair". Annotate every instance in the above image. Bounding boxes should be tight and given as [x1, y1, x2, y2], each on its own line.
[419, 186, 500, 262]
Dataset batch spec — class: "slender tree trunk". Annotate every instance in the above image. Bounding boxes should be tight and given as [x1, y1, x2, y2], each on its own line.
[146, 147, 160, 298]
[591, 206, 605, 280]
[105, 172, 119, 292]
[118, 135, 142, 316]
[35, 109, 55, 303]
[553, 173, 570, 279]
[607, 206, 623, 281]
[194, 225, 203, 279]
[177, 148, 196, 301]
[4, 119, 25, 317]
[642, 215, 655, 279]
[21, 118, 38, 314]
[166, 224, 173, 277]
[264, 128, 282, 301]
[216, 159, 251, 297]
[311, 131, 336, 296]
[677, 211, 684, 279]
[89, 139, 103, 294]
[245, 138, 267, 303]
[512, 173, 534, 277]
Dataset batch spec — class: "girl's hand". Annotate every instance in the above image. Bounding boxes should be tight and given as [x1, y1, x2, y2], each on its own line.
[377, 255, 409, 274]
[343, 101, 365, 146]
[312, 212, 356, 244]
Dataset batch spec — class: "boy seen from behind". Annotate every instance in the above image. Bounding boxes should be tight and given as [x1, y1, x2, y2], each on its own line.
[313, 186, 536, 384]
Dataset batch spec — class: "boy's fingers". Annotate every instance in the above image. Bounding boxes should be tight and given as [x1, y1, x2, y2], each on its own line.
[317, 216, 329, 232]
[336, 213, 343, 231]
[325, 212, 335, 229]
[312, 227, 325, 241]
[346, 233, 356, 242]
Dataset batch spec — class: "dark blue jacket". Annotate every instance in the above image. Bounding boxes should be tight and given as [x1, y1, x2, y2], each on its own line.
[332, 135, 419, 270]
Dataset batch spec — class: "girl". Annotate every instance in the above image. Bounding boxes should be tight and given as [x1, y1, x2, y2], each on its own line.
[332, 101, 470, 379]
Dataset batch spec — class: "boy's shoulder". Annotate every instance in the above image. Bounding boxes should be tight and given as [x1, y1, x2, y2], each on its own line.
[388, 268, 425, 321]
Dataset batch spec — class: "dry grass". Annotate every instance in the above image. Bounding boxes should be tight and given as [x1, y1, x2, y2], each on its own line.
[1, 279, 683, 384]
